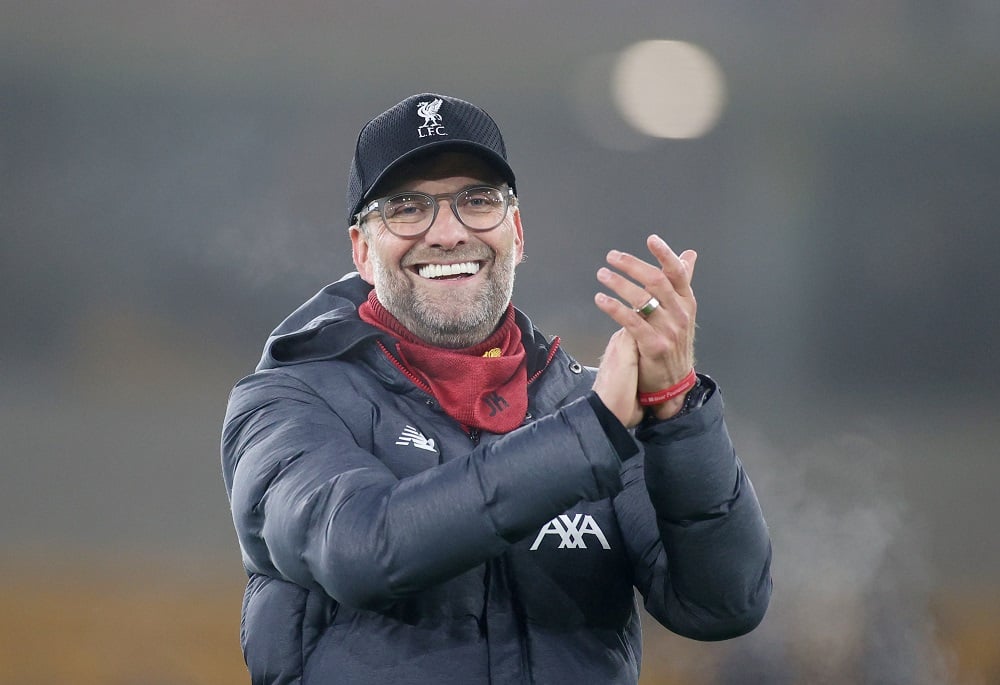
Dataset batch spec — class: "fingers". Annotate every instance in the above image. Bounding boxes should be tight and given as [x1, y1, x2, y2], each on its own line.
[608, 235, 696, 298]
[596, 266, 648, 310]
[647, 234, 697, 291]
[594, 235, 697, 325]
[594, 235, 699, 390]
[603, 327, 639, 364]
[593, 290, 652, 336]
[593, 328, 643, 427]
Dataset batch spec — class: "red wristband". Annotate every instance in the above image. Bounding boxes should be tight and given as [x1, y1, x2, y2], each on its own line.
[638, 369, 697, 406]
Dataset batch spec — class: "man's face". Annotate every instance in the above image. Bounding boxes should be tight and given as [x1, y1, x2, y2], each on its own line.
[350, 154, 524, 348]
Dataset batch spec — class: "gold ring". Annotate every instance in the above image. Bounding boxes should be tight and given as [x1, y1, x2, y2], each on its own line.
[634, 296, 660, 318]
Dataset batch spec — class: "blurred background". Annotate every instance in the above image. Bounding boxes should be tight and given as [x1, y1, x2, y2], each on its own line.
[3, 1, 999, 683]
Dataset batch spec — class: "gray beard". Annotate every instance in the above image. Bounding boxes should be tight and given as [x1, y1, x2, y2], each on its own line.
[371, 250, 517, 349]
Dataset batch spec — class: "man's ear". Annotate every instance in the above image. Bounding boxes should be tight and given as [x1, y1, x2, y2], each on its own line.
[512, 208, 525, 264]
[349, 226, 375, 284]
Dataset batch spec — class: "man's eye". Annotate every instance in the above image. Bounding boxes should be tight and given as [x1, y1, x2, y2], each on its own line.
[385, 197, 431, 220]
[460, 191, 502, 212]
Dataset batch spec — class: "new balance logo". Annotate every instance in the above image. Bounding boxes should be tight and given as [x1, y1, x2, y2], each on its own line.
[395, 425, 437, 452]
[529, 514, 611, 550]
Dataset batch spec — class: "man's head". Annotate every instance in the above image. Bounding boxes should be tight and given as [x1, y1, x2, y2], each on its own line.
[347, 93, 516, 227]
[347, 95, 523, 349]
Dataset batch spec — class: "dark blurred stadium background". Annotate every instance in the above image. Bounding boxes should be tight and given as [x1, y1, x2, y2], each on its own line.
[3, 2, 999, 683]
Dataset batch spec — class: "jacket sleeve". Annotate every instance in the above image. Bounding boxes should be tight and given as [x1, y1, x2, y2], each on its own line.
[221, 369, 624, 611]
[614, 377, 772, 641]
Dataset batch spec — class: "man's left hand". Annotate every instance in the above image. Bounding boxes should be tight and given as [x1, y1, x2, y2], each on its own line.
[594, 234, 698, 419]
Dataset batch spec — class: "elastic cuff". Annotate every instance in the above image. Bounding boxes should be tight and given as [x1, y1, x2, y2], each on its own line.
[637, 374, 718, 438]
[585, 392, 640, 460]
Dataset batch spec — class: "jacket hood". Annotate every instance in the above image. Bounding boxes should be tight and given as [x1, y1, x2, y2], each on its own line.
[257, 272, 556, 377]
[257, 273, 381, 371]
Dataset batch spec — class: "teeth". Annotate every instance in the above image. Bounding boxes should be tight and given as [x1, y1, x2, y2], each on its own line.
[418, 261, 481, 279]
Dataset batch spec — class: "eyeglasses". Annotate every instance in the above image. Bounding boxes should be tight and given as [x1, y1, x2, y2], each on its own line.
[355, 185, 515, 239]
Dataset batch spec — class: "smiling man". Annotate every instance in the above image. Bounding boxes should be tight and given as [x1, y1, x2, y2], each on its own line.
[350, 152, 521, 349]
[222, 93, 772, 685]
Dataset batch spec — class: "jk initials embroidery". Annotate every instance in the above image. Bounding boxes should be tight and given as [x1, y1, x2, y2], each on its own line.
[484, 392, 509, 416]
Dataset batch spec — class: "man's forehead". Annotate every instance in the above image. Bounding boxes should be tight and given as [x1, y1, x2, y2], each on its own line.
[377, 151, 504, 194]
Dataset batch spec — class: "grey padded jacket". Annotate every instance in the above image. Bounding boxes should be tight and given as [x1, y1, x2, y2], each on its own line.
[222, 273, 772, 685]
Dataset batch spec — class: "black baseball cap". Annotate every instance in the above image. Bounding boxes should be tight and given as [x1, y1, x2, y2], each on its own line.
[346, 93, 516, 226]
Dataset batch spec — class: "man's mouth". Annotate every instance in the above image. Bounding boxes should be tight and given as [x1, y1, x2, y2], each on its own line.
[416, 261, 482, 280]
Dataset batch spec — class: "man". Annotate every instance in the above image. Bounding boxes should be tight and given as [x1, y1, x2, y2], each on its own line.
[222, 93, 771, 684]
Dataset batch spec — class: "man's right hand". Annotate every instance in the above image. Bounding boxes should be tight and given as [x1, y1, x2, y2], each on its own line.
[592, 329, 643, 428]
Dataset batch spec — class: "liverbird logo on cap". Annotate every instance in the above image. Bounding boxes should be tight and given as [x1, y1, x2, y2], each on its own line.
[416, 98, 447, 138]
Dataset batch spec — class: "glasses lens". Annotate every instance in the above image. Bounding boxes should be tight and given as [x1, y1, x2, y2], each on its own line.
[383, 194, 435, 235]
[456, 187, 507, 230]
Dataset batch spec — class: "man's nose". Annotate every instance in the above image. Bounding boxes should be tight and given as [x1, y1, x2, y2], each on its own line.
[422, 199, 468, 249]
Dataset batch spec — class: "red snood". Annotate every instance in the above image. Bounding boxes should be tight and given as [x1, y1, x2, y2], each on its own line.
[358, 292, 528, 434]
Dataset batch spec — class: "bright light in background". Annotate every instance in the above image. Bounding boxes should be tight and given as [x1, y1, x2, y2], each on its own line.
[613, 40, 727, 139]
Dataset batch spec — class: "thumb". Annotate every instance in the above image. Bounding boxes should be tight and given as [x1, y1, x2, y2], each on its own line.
[680, 249, 698, 283]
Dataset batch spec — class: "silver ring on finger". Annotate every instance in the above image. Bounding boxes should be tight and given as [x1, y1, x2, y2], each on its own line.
[634, 296, 660, 318]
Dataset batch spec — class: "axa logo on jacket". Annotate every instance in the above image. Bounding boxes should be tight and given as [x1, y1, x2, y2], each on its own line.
[529, 514, 611, 551]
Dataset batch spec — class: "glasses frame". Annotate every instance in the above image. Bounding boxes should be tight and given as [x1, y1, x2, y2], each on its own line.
[354, 185, 516, 239]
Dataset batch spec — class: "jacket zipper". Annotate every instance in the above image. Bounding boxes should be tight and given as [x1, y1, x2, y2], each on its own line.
[376, 340, 434, 395]
[527, 336, 561, 385]
[378, 340, 482, 444]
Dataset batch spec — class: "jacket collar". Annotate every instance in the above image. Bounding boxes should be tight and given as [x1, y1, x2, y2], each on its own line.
[258, 273, 557, 382]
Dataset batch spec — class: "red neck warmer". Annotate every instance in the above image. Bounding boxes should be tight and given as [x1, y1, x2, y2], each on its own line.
[358, 292, 528, 434]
